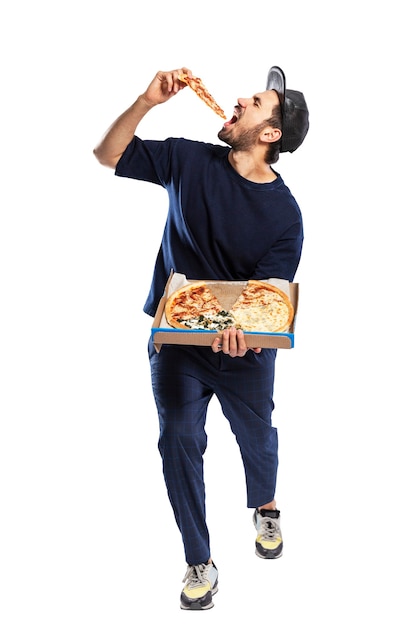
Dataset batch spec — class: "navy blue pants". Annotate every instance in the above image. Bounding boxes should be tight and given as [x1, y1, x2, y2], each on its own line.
[148, 339, 279, 565]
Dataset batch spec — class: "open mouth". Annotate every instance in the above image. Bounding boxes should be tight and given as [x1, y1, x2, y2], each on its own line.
[223, 112, 239, 128]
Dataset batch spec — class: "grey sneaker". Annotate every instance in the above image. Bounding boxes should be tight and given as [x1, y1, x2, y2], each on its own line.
[180, 562, 219, 610]
[253, 508, 283, 559]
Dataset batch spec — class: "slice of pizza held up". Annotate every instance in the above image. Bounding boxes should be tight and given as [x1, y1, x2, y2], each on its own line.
[164, 280, 294, 333]
[178, 72, 227, 120]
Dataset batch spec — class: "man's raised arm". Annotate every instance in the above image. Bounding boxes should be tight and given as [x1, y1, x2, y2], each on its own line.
[93, 67, 191, 169]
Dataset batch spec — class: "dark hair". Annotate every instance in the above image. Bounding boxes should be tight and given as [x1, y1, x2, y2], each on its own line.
[264, 102, 283, 164]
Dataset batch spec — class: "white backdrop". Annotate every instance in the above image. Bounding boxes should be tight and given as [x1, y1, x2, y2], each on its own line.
[1, 1, 416, 624]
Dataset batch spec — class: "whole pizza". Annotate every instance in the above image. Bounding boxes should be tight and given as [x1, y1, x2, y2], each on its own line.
[164, 280, 294, 333]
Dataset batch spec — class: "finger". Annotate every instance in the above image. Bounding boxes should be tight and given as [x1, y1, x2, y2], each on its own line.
[156, 70, 174, 94]
[227, 327, 239, 357]
[221, 329, 230, 354]
[173, 67, 192, 92]
[211, 336, 223, 353]
[165, 72, 175, 93]
[158, 69, 185, 95]
[179, 66, 192, 78]
[235, 328, 250, 357]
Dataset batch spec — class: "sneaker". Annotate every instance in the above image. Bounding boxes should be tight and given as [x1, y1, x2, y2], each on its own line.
[180, 562, 219, 610]
[253, 508, 283, 559]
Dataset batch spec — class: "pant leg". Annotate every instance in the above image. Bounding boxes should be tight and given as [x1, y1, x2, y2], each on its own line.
[148, 340, 215, 565]
[213, 348, 278, 508]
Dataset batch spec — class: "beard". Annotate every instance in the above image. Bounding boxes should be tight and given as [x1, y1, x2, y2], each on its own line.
[218, 122, 266, 151]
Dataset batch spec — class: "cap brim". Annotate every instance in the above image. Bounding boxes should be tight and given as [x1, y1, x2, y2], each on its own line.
[266, 66, 286, 97]
[266, 65, 309, 153]
[266, 66, 286, 131]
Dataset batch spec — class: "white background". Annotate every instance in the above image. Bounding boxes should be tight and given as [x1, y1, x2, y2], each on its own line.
[1, 1, 416, 623]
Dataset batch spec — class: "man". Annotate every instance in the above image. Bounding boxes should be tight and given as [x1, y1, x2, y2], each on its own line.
[93, 65, 309, 610]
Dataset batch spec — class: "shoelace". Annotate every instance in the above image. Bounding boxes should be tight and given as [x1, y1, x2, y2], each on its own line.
[260, 518, 280, 541]
[182, 564, 208, 588]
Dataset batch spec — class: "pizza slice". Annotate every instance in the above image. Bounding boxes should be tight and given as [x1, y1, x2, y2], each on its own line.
[178, 73, 227, 119]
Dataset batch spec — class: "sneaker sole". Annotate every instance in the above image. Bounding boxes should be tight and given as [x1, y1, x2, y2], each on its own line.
[255, 545, 283, 559]
[180, 584, 218, 610]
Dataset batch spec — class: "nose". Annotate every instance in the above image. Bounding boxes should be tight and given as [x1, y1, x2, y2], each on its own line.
[237, 97, 249, 108]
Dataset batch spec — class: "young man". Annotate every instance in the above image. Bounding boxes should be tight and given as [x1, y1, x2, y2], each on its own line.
[93, 65, 309, 610]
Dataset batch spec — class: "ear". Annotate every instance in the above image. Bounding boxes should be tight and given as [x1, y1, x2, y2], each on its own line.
[261, 127, 282, 144]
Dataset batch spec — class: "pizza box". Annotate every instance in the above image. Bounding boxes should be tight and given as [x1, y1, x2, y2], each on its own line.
[151, 272, 298, 352]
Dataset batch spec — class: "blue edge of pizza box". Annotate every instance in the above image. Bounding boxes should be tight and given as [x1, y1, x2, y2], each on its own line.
[151, 271, 298, 352]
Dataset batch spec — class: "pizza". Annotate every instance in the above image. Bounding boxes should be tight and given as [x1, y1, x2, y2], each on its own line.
[164, 281, 236, 331]
[178, 72, 227, 120]
[164, 280, 294, 333]
[229, 280, 294, 333]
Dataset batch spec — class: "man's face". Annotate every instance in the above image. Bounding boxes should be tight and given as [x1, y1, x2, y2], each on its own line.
[218, 89, 280, 150]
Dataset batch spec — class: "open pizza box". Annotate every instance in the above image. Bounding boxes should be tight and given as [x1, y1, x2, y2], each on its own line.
[151, 271, 299, 352]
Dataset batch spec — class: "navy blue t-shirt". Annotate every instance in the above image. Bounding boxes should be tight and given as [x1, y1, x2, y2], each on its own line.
[115, 136, 303, 317]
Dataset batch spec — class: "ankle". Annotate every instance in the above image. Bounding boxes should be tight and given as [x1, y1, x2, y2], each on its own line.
[257, 500, 276, 512]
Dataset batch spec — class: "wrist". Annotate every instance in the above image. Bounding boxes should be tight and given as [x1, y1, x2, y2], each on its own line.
[137, 93, 156, 111]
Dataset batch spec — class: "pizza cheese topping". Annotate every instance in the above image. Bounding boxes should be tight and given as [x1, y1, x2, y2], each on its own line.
[165, 280, 294, 333]
[164, 281, 223, 320]
[177, 311, 237, 331]
[178, 73, 227, 119]
[229, 281, 292, 332]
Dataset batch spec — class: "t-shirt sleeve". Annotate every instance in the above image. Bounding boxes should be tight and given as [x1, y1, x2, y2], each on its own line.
[115, 136, 171, 186]
[251, 221, 304, 282]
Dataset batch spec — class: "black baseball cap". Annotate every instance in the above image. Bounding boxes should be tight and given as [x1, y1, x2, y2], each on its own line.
[266, 66, 309, 153]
